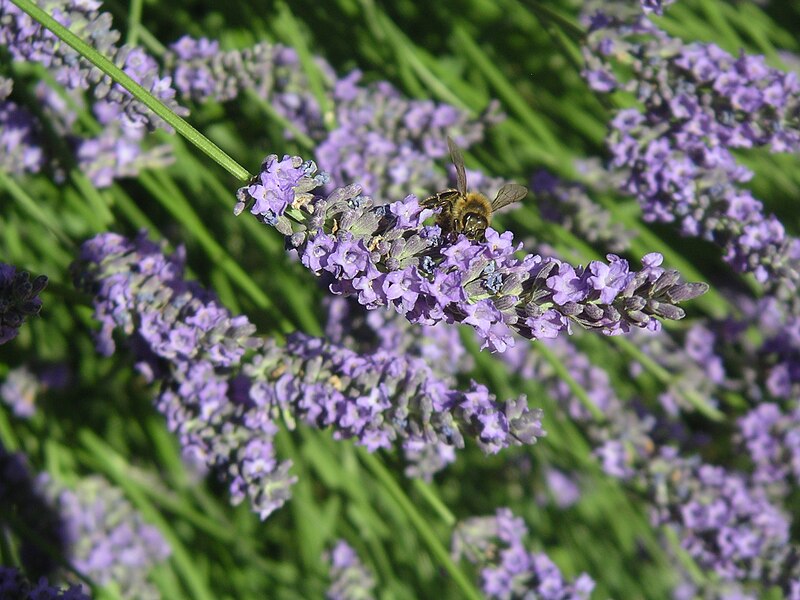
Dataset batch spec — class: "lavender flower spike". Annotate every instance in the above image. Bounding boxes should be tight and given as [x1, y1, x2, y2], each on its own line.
[0, 567, 90, 600]
[235, 155, 709, 352]
[325, 540, 377, 600]
[452, 507, 595, 599]
[0, 100, 44, 176]
[0, 366, 39, 418]
[649, 453, 800, 591]
[583, 9, 800, 296]
[0, 262, 47, 345]
[640, 0, 675, 15]
[0, 0, 187, 132]
[74, 231, 292, 520]
[75, 232, 546, 518]
[45, 475, 171, 599]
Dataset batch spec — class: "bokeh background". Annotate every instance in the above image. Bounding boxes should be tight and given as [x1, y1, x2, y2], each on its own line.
[2, 0, 800, 598]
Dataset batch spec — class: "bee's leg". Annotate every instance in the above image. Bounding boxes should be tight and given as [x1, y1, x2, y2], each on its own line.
[421, 195, 443, 209]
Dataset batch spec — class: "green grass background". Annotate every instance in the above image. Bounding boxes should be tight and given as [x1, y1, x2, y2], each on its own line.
[2, 0, 800, 598]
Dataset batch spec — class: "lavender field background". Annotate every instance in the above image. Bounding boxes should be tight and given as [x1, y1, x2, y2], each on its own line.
[2, 0, 800, 598]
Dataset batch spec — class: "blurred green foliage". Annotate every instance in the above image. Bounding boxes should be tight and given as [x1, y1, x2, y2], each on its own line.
[2, 0, 799, 598]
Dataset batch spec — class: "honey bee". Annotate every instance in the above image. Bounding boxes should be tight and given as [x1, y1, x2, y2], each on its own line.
[422, 136, 528, 241]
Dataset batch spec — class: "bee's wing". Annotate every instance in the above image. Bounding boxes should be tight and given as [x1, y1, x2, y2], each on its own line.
[447, 136, 468, 197]
[491, 183, 528, 211]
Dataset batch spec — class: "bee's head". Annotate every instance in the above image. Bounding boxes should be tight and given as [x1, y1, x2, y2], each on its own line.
[462, 212, 489, 241]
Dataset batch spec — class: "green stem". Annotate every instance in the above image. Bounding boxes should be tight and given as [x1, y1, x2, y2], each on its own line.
[373, 9, 473, 111]
[274, 429, 326, 576]
[0, 406, 20, 452]
[412, 479, 456, 526]
[610, 337, 726, 421]
[0, 171, 73, 246]
[79, 430, 216, 600]
[0, 520, 21, 572]
[126, 0, 144, 46]
[139, 170, 293, 332]
[358, 450, 483, 600]
[135, 20, 168, 55]
[535, 342, 606, 422]
[662, 525, 707, 585]
[109, 184, 160, 230]
[516, 0, 586, 41]
[452, 25, 566, 159]
[70, 171, 114, 228]
[273, 1, 336, 130]
[513, 0, 586, 79]
[9, 0, 251, 182]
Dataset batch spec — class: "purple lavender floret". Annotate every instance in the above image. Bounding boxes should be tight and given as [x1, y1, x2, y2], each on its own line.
[0, 262, 48, 345]
[74, 232, 291, 519]
[163, 38, 497, 194]
[583, 8, 800, 296]
[532, 170, 635, 254]
[239, 154, 319, 226]
[0, 0, 188, 132]
[0, 444, 68, 582]
[452, 507, 595, 599]
[758, 299, 800, 400]
[0, 567, 90, 600]
[247, 334, 544, 456]
[3, 78, 172, 188]
[650, 453, 800, 590]
[73, 100, 174, 188]
[0, 1, 179, 188]
[726, 295, 800, 401]
[541, 468, 581, 509]
[167, 36, 221, 101]
[324, 540, 377, 600]
[317, 70, 501, 200]
[323, 296, 473, 383]
[2, 436, 169, 597]
[164, 38, 327, 139]
[0, 100, 44, 176]
[0, 366, 39, 418]
[44, 475, 171, 599]
[639, 0, 674, 15]
[236, 156, 708, 352]
[738, 403, 800, 490]
[75, 232, 545, 518]
[321, 296, 472, 479]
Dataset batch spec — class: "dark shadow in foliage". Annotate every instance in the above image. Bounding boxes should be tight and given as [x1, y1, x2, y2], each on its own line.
[0, 443, 68, 582]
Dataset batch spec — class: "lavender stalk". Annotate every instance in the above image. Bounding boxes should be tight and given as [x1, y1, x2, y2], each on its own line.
[0, 262, 47, 345]
[74, 231, 546, 519]
[235, 154, 709, 353]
